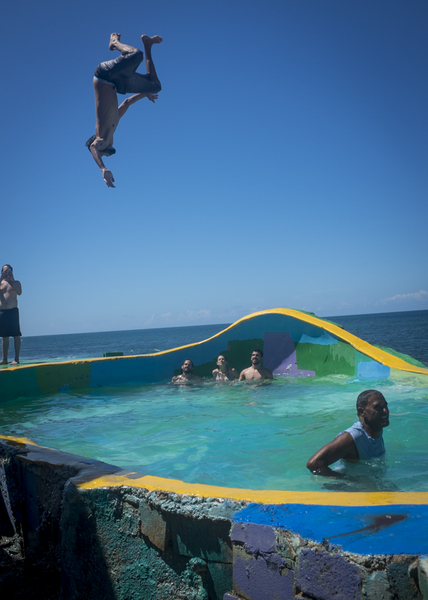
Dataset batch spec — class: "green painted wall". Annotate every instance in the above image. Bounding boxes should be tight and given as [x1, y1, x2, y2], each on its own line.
[296, 340, 355, 376]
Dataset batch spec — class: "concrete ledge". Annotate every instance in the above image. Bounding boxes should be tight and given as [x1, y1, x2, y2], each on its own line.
[1, 436, 427, 600]
[0, 437, 243, 599]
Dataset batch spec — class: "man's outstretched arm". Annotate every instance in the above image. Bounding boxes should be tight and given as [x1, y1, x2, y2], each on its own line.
[89, 141, 115, 188]
[306, 432, 358, 478]
[118, 93, 159, 120]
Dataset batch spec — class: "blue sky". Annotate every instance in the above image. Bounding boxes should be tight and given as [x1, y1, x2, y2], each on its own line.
[3, 0, 427, 336]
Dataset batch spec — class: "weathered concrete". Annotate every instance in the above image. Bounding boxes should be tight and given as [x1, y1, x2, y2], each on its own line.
[60, 484, 239, 600]
[226, 519, 424, 600]
[1, 435, 427, 600]
[231, 522, 295, 600]
[419, 556, 428, 600]
[296, 548, 362, 599]
[0, 437, 245, 599]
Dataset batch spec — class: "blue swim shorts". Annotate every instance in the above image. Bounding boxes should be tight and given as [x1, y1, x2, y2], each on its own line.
[94, 50, 161, 95]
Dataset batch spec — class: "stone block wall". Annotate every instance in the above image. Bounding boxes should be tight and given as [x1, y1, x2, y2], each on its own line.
[224, 520, 426, 600]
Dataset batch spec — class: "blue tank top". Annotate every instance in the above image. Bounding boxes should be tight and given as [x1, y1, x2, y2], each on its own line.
[341, 421, 385, 460]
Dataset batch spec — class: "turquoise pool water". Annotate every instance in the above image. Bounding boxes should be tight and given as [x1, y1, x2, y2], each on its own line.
[1, 376, 427, 492]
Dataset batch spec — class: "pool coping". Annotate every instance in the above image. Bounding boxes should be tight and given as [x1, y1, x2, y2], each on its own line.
[2, 308, 428, 374]
[2, 434, 428, 507]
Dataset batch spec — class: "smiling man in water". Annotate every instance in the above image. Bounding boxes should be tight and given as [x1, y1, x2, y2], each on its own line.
[239, 349, 273, 381]
[306, 389, 389, 478]
[86, 32, 162, 188]
[171, 360, 201, 384]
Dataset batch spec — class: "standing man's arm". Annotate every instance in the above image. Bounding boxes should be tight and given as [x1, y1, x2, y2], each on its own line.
[10, 279, 22, 295]
[306, 433, 358, 478]
[89, 141, 115, 188]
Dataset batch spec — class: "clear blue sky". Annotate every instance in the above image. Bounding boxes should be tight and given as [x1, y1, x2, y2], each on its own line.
[3, 0, 427, 336]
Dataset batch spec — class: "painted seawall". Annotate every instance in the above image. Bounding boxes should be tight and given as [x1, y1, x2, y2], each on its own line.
[1, 308, 427, 402]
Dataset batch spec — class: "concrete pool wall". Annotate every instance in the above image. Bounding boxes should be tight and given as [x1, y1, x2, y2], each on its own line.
[1, 308, 427, 402]
[1, 436, 428, 599]
[1, 309, 428, 598]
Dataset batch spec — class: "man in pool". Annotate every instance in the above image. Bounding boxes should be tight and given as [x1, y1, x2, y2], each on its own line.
[306, 389, 389, 478]
[171, 359, 202, 384]
[86, 32, 162, 188]
[239, 349, 273, 381]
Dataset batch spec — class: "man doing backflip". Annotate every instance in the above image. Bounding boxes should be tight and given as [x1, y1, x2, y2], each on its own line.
[86, 33, 162, 188]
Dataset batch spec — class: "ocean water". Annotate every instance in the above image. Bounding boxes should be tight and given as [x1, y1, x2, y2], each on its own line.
[16, 309, 428, 366]
[1, 309, 427, 492]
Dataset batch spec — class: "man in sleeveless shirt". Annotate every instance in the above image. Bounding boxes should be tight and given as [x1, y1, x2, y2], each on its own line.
[306, 390, 389, 477]
[86, 33, 162, 188]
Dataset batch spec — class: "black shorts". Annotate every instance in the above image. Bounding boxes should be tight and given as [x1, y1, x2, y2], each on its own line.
[0, 307, 22, 338]
[94, 50, 161, 95]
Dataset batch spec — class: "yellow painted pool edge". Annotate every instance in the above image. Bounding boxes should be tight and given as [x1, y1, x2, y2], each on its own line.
[78, 472, 428, 506]
[2, 308, 428, 375]
[266, 308, 428, 375]
[2, 430, 428, 508]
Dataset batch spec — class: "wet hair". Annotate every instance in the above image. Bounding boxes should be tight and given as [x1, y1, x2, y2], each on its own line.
[85, 135, 116, 156]
[217, 354, 227, 361]
[356, 389, 382, 412]
[181, 359, 194, 373]
[252, 348, 263, 357]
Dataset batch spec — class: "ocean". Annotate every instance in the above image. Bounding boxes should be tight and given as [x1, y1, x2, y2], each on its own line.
[17, 309, 428, 366]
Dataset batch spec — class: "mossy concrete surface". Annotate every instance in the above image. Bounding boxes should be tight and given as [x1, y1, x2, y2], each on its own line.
[0, 437, 244, 599]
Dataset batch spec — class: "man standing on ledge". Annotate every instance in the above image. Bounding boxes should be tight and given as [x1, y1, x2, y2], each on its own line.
[0, 265, 22, 365]
[239, 349, 273, 381]
[306, 389, 389, 478]
[86, 33, 162, 188]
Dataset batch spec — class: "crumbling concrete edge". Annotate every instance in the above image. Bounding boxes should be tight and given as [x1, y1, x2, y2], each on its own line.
[0, 436, 245, 599]
[1, 436, 428, 600]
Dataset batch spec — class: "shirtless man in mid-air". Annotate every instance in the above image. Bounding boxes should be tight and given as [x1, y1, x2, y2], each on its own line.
[86, 33, 162, 188]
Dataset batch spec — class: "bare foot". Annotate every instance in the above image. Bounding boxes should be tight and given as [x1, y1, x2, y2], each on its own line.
[109, 33, 121, 51]
[10, 360, 19, 365]
[141, 34, 163, 47]
[0, 360, 9, 365]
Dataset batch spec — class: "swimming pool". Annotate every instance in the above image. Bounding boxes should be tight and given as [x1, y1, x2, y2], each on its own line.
[1, 375, 427, 492]
[2, 309, 428, 599]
